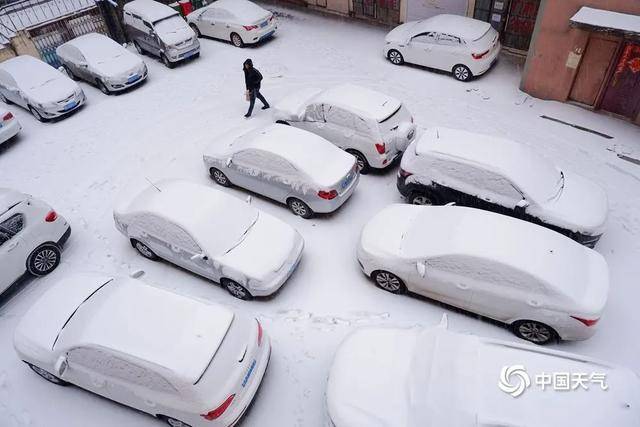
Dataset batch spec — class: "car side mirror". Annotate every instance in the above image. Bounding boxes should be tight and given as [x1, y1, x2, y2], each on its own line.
[226, 158, 233, 167]
[416, 261, 426, 278]
[444, 202, 456, 207]
[190, 253, 208, 262]
[57, 66, 65, 73]
[79, 62, 88, 68]
[246, 195, 252, 204]
[54, 355, 68, 377]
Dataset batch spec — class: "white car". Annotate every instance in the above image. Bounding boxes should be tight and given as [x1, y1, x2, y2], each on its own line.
[14, 273, 271, 427]
[273, 84, 416, 173]
[357, 204, 609, 344]
[187, 0, 277, 48]
[0, 188, 71, 293]
[57, 33, 148, 95]
[203, 123, 359, 219]
[327, 324, 640, 427]
[0, 107, 21, 145]
[114, 179, 303, 299]
[398, 127, 609, 247]
[384, 14, 501, 81]
[0, 55, 85, 122]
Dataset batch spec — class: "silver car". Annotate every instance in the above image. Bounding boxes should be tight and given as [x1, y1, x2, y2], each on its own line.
[0, 55, 85, 122]
[56, 33, 148, 95]
[203, 123, 360, 218]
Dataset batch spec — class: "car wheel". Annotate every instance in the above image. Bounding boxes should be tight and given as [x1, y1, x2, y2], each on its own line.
[27, 363, 67, 386]
[452, 64, 472, 82]
[160, 416, 192, 427]
[97, 79, 111, 95]
[132, 239, 159, 261]
[222, 278, 253, 300]
[189, 23, 201, 38]
[372, 270, 407, 294]
[231, 32, 244, 48]
[209, 167, 231, 187]
[133, 41, 144, 55]
[346, 149, 370, 174]
[63, 65, 77, 81]
[27, 244, 61, 276]
[162, 54, 175, 69]
[512, 320, 557, 345]
[388, 49, 404, 65]
[28, 106, 46, 122]
[287, 198, 313, 219]
[409, 190, 440, 206]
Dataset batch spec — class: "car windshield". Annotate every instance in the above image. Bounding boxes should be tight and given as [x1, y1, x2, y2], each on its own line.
[85, 41, 126, 64]
[514, 155, 564, 203]
[154, 15, 186, 37]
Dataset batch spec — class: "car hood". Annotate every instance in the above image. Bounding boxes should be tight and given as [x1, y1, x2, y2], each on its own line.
[23, 76, 79, 105]
[360, 204, 422, 260]
[216, 212, 299, 281]
[158, 25, 195, 47]
[273, 88, 322, 121]
[92, 53, 144, 78]
[328, 327, 418, 427]
[385, 22, 418, 44]
[540, 171, 608, 236]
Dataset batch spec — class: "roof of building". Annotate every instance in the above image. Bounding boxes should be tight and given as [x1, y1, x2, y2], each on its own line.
[571, 7, 640, 35]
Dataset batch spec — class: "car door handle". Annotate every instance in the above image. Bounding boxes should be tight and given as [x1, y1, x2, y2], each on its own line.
[456, 283, 470, 290]
[528, 300, 541, 307]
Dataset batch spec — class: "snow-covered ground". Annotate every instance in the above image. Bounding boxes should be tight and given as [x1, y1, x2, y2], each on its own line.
[1, 4, 640, 426]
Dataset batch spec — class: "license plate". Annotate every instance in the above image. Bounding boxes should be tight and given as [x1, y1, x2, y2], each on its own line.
[127, 74, 140, 84]
[341, 172, 354, 190]
[182, 49, 198, 58]
[64, 101, 77, 111]
[260, 30, 275, 41]
[242, 360, 257, 388]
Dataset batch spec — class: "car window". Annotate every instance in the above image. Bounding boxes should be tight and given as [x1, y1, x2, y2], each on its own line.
[482, 171, 522, 200]
[135, 214, 201, 253]
[66, 46, 85, 63]
[0, 214, 24, 238]
[233, 149, 263, 172]
[304, 103, 324, 122]
[0, 70, 17, 89]
[215, 8, 233, 20]
[203, 8, 218, 19]
[67, 347, 177, 393]
[324, 105, 355, 128]
[437, 33, 462, 46]
[354, 115, 374, 134]
[411, 32, 436, 44]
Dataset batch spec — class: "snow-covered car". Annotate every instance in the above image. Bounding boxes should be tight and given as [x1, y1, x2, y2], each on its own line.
[204, 123, 359, 219]
[273, 84, 416, 174]
[398, 127, 608, 247]
[0, 55, 85, 122]
[114, 179, 303, 299]
[384, 14, 501, 81]
[56, 33, 148, 95]
[0, 108, 21, 145]
[327, 324, 640, 427]
[357, 204, 609, 344]
[187, 0, 277, 48]
[123, 0, 200, 68]
[0, 188, 71, 293]
[14, 273, 271, 427]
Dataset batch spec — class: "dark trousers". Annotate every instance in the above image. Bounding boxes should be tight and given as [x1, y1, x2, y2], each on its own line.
[247, 88, 269, 116]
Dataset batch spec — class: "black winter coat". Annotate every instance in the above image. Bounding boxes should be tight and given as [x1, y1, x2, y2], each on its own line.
[244, 67, 263, 90]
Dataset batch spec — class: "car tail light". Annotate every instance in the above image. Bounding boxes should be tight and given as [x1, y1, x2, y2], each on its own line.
[243, 25, 258, 30]
[3, 112, 13, 121]
[201, 395, 235, 421]
[269, 15, 274, 22]
[399, 168, 412, 178]
[571, 316, 599, 327]
[318, 190, 338, 200]
[375, 143, 386, 154]
[257, 320, 263, 346]
[472, 50, 490, 60]
[45, 210, 58, 222]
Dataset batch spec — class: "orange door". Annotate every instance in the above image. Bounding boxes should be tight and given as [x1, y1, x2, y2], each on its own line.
[570, 36, 620, 106]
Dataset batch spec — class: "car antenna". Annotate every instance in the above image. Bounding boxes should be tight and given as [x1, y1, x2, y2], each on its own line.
[145, 177, 162, 192]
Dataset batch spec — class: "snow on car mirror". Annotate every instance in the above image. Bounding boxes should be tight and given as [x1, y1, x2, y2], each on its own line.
[57, 66, 66, 73]
[416, 261, 426, 278]
[226, 158, 233, 167]
[246, 195, 252, 204]
[516, 199, 530, 209]
[54, 355, 68, 376]
[190, 253, 208, 262]
[445, 202, 456, 207]
[438, 313, 449, 329]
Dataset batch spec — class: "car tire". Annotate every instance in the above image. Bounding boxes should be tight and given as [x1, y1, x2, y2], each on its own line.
[275, 120, 290, 126]
[28, 106, 46, 122]
[131, 239, 159, 261]
[133, 41, 144, 55]
[287, 198, 313, 219]
[452, 64, 472, 82]
[27, 244, 61, 276]
[162, 54, 176, 69]
[97, 79, 111, 95]
[26, 362, 68, 386]
[209, 167, 232, 187]
[189, 23, 201, 38]
[346, 149, 370, 174]
[159, 416, 192, 427]
[371, 270, 407, 294]
[231, 32, 244, 48]
[63, 65, 77, 81]
[512, 320, 557, 345]
[221, 278, 253, 300]
[388, 49, 404, 65]
[409, 190, 441, 206]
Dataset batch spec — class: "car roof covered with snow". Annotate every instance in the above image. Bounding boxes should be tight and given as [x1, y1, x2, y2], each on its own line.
[361, 205, 609, 306]
[124, 0, 178, 23]
[207, 0, 270, 23]
[17, 274, 234, 385]
[330, 325, 640, 426]
[316, 84, 402, 123]
[115, 179, 259, 257]
[415, 14, 491, 41]
[415, 127, 562, 204]
[0, 188, 26, 215]
[206, 124, 355, 187]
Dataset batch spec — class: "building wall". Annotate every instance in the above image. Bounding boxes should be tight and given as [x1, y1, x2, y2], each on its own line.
[521, 0, 640, 102]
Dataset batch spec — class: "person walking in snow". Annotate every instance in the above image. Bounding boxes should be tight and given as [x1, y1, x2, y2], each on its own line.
[243, 58, 270, 118]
